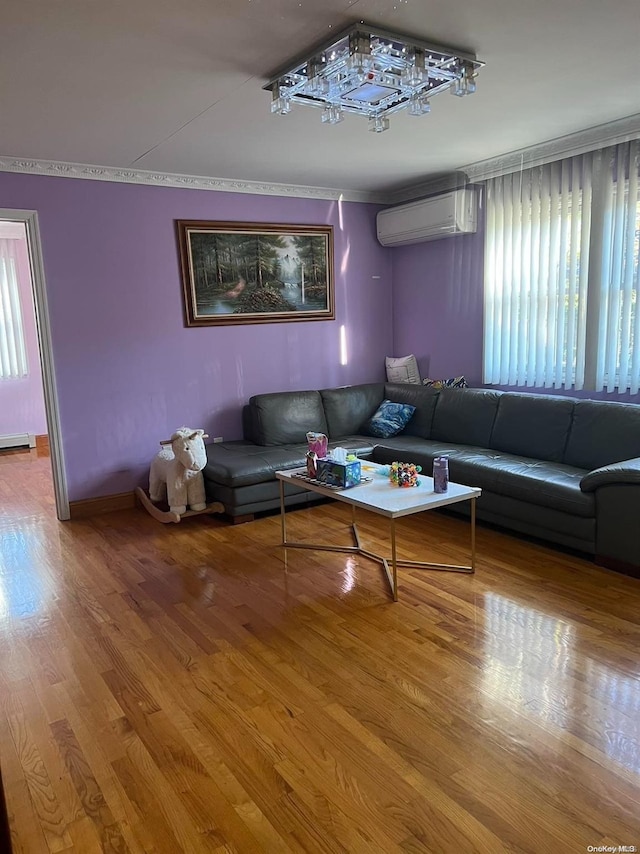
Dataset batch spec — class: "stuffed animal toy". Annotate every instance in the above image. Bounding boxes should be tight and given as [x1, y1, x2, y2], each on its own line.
[149, 427, 208, 515]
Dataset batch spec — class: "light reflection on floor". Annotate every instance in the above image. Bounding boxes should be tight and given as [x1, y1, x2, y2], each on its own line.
[341, 556, 357, 594]
[482, 592, 640, 773]
[0, 521, 52, 619]
[0, 447, 56, 622]
[583, 658, 640, 773]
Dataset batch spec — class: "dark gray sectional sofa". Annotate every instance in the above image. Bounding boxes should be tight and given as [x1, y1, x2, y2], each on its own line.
[203, 382, 640, 572]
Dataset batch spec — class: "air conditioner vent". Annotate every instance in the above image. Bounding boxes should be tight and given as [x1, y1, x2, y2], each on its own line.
[376, 188, 477, 246]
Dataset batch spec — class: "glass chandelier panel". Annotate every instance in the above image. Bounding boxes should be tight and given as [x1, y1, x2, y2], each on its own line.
[265, 23, 483, 132]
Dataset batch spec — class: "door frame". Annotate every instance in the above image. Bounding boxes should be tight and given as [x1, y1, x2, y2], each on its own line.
[0, 208, 69, 520]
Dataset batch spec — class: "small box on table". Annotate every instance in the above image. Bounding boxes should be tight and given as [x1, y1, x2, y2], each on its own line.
[316, 458, 361, 488]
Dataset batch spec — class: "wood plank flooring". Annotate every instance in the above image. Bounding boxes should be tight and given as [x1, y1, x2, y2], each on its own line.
[1, 447, 640, 853]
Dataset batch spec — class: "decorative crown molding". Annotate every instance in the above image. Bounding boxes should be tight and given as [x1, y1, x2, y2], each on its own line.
[385, 171, 471, 205]
[463, 112, 640, 182]
[0, 156, 387, 204]
[2, 112, 639, 208]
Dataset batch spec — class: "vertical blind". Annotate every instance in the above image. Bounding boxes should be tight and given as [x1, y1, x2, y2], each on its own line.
[484, 138, 640, 392]
[592, 139, 640, 393]
[0, 238, 29, 379]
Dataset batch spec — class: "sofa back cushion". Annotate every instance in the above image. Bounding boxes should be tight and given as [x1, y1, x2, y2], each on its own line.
[490, 393, 575, 462]
[564, 400, 640, 470]
[242, 405, 256, 443]
[320, 384, 384, 438]
[249, 390, 328, 446]
[384, 383, 440, 438]
[431, 388, 502, 446]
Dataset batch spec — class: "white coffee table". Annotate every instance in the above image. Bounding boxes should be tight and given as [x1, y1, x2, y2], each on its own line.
[276, 461, 481, 601]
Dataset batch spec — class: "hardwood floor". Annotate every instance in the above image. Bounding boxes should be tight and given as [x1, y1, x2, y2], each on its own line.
[1, 448, 640, 853]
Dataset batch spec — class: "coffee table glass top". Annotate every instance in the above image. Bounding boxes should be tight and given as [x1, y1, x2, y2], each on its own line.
[276, 461, 481, 519]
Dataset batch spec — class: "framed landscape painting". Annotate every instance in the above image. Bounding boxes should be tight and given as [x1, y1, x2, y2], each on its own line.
[177, 220, 334, 326]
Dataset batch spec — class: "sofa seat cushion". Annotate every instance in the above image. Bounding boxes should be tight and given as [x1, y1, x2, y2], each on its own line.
[373, 440, 506, 494]
[204, 441, 308, 488]
[372, 438, 490, 467]
[453, 454, 593, 518]
[204, 438, 374, 489]
[327, 436, 377, 459]
[372, 441, 593, 518]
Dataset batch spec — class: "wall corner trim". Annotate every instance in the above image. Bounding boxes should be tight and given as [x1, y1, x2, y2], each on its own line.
[69, 491, 137, 519]
[2, 113, 639, 203]
[0, 156, 386, 204]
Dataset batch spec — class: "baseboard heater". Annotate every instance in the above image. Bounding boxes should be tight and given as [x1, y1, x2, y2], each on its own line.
[0, 433, 36, 450]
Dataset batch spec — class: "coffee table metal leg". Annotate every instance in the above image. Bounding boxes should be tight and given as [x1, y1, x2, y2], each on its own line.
[376, 518, 398, 601]
[279, 478, 286, 545]
[392, 498, 476, 574]
[471, 496, 476, 571]
[351, 505, 362, 549]
[391, 518, 398, 601]
[277, 485, 477, 600]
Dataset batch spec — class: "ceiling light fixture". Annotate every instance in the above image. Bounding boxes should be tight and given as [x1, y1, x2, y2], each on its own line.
[264, 23, 483, 133]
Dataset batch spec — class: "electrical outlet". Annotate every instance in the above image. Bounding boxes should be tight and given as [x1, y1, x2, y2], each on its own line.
[213, 436, 223, 443]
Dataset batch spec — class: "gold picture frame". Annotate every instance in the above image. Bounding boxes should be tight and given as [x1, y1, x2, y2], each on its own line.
[177, 220, 335, 326]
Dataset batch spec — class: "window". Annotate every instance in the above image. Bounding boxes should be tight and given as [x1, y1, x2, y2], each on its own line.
[0, 235, 29, 379]
[483, 139, 640, 392]
[592, 165, 640, 392]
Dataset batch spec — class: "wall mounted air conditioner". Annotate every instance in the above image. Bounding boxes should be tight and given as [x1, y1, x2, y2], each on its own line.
[376, 188, 477, 246]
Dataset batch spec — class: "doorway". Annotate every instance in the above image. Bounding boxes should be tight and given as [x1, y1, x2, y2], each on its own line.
[0, 209, 68, 520]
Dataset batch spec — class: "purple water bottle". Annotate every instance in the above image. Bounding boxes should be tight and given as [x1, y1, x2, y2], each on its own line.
[433, 456, 449, 493]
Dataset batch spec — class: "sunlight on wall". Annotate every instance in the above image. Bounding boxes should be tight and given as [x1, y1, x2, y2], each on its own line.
[340, 324, 348, 366]
[340, 241, 351, 276]
[336, 194, 352, 296]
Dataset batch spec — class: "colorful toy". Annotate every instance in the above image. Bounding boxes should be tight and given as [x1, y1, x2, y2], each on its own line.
[389, 461, 422, 488]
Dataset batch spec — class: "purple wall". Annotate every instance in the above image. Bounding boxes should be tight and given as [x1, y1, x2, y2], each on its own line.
[0, 173, 392, 501]
[0, 223, 47, 437]
[391, 224, 485, 385]
[3, 168, 635, 505]
[391, 198, 640, 404]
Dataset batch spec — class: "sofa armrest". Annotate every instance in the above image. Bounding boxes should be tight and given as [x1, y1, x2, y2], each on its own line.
[592, 482, 640, 570]
[580, 456, 640, 492]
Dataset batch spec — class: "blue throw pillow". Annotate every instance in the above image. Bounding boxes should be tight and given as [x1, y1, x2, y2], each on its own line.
[363, 399, 416, 438]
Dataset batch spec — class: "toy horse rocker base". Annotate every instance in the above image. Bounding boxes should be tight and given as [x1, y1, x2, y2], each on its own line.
[135, 427, 224, 523]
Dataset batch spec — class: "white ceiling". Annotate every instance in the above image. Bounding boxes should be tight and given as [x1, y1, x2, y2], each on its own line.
[2, 0, 639, 195]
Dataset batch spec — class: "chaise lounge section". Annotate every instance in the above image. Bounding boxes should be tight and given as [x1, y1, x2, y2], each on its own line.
[203, 383, 640, 572]
[202, 386, 381, 521]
